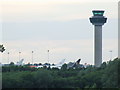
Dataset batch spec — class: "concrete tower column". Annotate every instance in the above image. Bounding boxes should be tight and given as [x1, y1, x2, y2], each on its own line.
[89, 10, 107, 67]
[94, 25, 102, 67]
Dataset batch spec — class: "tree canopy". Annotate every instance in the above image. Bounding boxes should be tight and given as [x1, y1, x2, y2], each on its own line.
[2, 58, 120, 88]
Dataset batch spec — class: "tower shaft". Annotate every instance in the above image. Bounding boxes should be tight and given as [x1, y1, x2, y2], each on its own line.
[94, 25, 102, 67]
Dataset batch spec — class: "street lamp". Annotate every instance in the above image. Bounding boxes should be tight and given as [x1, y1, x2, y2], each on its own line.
[32, 51, 34, 65]
[47, 50, 49, 64]
[109, 50, 113, 60]
[19, 52, 21, 61]
[7, 52, 9, 64]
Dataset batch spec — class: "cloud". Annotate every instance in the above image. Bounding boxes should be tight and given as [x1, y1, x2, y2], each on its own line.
[1, 1, 118, 22]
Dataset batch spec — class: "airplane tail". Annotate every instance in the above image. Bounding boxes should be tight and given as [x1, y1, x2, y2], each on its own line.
[76, 59, 81, 64]
[57, 59, 65, 65]
[72, 59, 81, 67]
[16, 59, 24, 66]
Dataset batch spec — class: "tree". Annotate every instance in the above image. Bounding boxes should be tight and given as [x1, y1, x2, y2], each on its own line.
[100, 62, 107, 69]
[34, 70, 53, 88]
[2, 58, 120, 88]
[61, 64, 67, 70]
[91, 83, 97, 88]
[38, 63, 42, 65]
[9, 62, 14, 66]
[0, 45, 5, 52]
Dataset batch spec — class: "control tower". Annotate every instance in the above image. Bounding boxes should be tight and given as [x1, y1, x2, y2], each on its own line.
[89, 10, 107, 67]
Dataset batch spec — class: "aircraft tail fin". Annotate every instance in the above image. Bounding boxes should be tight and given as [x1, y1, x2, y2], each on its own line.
[58, 59, 65, 65]
[72, 59, 81, 67]
[16, 59, 24, 66]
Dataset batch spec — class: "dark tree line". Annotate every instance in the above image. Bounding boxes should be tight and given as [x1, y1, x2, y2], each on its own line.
[2, 58, 120, 88]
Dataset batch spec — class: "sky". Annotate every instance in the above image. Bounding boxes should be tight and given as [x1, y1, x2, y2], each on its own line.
[0, 0, 118, 65]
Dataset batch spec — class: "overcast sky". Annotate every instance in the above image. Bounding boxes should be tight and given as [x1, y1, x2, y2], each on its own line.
[0, 0, 118, 64]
